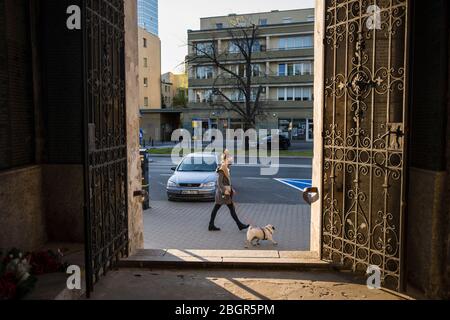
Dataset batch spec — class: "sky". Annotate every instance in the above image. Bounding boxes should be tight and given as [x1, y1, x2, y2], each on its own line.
[159, 0, 315, 74]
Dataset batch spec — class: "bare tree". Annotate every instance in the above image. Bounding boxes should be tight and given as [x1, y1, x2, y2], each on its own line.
[186, 22, 268, 131]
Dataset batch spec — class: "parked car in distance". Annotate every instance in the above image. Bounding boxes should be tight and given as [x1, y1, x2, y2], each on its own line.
[258, 135, 291, 150]
[166, 153, 219, 201]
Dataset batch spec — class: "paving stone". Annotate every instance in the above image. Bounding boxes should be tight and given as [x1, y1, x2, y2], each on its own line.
[144, 201, 310, 250]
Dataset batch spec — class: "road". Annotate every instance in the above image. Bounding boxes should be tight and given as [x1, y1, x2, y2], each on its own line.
[147, 156, 313, 205]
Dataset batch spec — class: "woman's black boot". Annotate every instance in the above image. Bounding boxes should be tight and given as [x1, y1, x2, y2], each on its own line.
[209, 225, 221, 231]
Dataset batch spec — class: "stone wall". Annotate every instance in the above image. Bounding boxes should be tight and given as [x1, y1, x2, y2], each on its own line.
[445, 22, 450, 298]
[42, 165, 84, 243]
[125, 0, 144, 254]
[0, 166, 47, 251]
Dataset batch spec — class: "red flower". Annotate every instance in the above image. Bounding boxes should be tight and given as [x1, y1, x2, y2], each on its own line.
[0, 273, 17, 300]
[29, 251, 63, 275]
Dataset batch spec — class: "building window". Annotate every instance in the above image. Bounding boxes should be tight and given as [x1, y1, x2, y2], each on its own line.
[278, 88, 285, 101]
[278, 62, 313, 76]
[251, 64, 262, 77]
[216, 23, 223, 29]
[295, 87, 313, 101]
[287, 64, 294, 76]
[195, 89, 213, 103]
[278, 64, 286, 76]
[143, 38, 147, 48]
[277, 87, 313, 101]
[196, 66, 214, 79]
[195, 42, 214, 56]
[144, 97, 149, 107]
[307, 15, 315, 22]
[251, 39, 261, 52]
[278, 35, 313, 50]
[143, 58, 148, 68]
[286, 87, 294, 101]
[283, 17, 293, 24]
[259, 18, 268, 26]
[143, 78, 148, 87]
[228, 42, 240, 53]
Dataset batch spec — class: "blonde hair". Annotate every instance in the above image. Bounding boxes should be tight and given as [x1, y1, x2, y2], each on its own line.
[219, 150, 231, 178]
[221, 149, 231, 163]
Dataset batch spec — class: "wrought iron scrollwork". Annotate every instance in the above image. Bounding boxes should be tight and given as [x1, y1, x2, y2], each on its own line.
[322, 0, 409, 291]
[84, 0, 128, 295]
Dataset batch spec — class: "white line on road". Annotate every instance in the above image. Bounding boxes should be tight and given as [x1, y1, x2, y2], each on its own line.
[242, 177, 270, 180]
[274, 178, 308, 192]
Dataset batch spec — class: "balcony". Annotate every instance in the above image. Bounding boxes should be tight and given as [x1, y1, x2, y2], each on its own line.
[188, 48, 314, 65]
[186, 99, 313, 110]
[189, 74, 314, 88]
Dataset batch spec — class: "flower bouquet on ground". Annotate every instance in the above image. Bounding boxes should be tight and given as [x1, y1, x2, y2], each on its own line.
[0, 248, 37, 300]
[0, 248, 69, 300]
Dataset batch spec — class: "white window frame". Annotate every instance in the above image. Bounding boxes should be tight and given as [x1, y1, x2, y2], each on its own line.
[278, 36, 314, 50]
[196, 66, 214, 79]
[278, 87, 313, 101]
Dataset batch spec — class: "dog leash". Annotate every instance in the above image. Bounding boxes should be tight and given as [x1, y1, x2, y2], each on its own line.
[233, 200, 257, 227]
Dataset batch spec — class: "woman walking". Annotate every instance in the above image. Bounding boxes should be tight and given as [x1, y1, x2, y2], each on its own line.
[208, 152, 249, 231]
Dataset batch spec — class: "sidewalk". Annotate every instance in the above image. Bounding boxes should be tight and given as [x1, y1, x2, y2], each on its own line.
[144, 201, 310, 251]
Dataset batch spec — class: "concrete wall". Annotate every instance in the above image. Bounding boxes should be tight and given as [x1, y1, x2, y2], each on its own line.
[0, 166, 47, 251]
[125, 0, 144, 254]
[139, 27, 161, 109]
[407, 168, 447, 297]
[141, 113, 162, 142]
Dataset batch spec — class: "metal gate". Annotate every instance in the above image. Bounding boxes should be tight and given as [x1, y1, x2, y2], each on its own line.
[322, 0, 409, 291]
[83, 0, 128, 295]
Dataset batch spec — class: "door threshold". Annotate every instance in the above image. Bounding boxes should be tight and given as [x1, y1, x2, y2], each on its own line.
[118, 249, 341, 271]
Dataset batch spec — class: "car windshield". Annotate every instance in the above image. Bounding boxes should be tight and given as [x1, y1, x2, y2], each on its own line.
[177, 156, 217, 172]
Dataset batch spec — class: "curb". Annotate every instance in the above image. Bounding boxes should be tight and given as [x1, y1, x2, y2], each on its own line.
[118, 258, 342, 272]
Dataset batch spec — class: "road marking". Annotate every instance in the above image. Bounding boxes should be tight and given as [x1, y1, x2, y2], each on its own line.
[233, 164, 312, 169]
[274, 178, 312, 192]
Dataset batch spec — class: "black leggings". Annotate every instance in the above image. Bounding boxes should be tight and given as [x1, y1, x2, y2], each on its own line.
[209, 203, 244, 227]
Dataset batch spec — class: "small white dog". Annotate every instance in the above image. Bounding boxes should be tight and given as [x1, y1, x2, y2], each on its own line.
[245, 225, 278, 248]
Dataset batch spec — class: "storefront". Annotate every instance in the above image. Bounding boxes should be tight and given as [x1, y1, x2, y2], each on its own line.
[278, 118, 313, 141]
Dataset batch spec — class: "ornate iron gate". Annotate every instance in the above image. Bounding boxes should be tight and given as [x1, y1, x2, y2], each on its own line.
[322, 0, 409, 291]
[83, 0, 128, 295]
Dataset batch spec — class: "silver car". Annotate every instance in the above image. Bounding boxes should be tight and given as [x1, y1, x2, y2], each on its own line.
[166, 153, 219, 201]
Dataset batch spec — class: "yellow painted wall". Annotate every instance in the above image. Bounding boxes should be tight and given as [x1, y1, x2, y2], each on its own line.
[139, 28, 161, 109]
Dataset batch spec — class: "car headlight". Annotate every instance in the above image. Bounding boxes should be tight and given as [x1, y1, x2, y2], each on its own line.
[167, 180, 177, 188]
[202, 182, 216, 188]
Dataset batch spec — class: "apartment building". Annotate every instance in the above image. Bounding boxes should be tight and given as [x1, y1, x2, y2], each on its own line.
[139, 26, 165, 143]
[139, 28, 161, 110]
[186, 8, 315, 141]
[161, 72, 188, 108]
